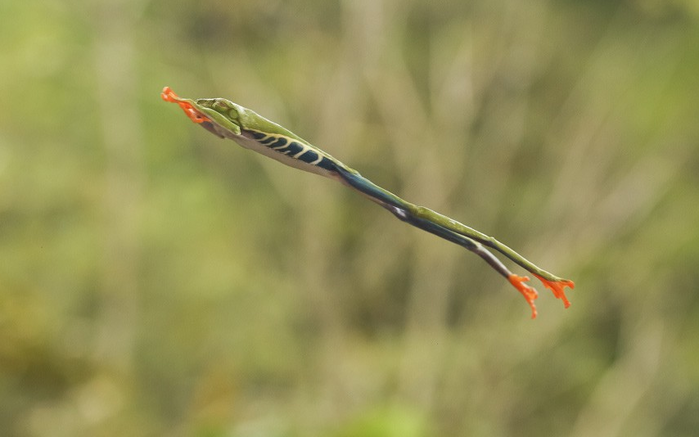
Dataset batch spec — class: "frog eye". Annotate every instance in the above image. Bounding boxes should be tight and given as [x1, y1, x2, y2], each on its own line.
[212, 99, 229, 111]
[228, 107, 240, 120]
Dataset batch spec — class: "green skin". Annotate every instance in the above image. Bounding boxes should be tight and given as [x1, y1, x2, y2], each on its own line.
[163, 88, 574, 316]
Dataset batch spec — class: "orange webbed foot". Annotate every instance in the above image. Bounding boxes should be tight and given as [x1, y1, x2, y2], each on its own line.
[160, 86, 178, 103]
[533, 274, 575, 308]
[508, 274, 539, 319]
[161, 86, 210, 124]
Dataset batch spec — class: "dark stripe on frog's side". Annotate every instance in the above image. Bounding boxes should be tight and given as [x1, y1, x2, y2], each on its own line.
[242, 129, 335, 170]
[280, 141, 304, 156]
[248, 131, 268, 140]
[300, 151, 336, 171]
[259, 136, 280, 145]
[269, 138, 289, 149]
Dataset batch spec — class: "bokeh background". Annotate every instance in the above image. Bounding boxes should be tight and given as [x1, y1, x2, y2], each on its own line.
[2, 0, 699, 436]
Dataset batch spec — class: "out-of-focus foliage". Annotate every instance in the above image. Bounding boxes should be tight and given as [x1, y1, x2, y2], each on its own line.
[1, 0, 698, 436]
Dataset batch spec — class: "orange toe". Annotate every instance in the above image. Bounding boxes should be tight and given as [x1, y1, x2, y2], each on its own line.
[533, 274, 575, 308]
[508, 274, 539, 319]
[161, 86, 210, 124]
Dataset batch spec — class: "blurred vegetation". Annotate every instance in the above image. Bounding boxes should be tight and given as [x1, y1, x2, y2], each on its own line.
[1, 0, 699, 436]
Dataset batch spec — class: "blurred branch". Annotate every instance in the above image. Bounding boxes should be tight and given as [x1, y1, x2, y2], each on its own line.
[568, 316, 664, 437]
[93, 0, 145, 373]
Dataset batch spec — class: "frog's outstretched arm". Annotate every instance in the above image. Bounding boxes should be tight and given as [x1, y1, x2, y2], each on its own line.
[161, 87, 574, 318]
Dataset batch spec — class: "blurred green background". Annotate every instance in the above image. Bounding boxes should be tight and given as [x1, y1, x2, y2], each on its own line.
[2, 0, 699, 436]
